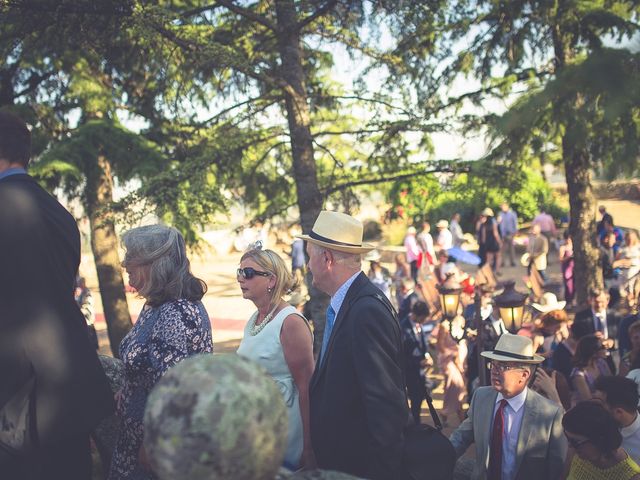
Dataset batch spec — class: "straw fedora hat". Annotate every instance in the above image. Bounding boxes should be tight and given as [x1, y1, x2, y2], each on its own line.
[298, 211, 375, 254]
[532, 292, 566, 313]
[481, 207, 494, 217]
[481, 332, 544, 364]
[436, 219, 449, 229]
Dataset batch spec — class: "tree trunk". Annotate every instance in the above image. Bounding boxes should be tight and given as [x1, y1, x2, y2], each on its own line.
[87, 153, 132, 357]
[275, 0, 327, 354]
[563, 130, 602, 307]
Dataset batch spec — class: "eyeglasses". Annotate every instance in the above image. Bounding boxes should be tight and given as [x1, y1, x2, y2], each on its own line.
[565, 434, 590, 449]
[488, 362, 526, 373]
[237, 267, 271, 280]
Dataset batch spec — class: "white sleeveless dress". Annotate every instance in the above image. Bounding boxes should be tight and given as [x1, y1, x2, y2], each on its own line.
[236, 305, 311, 469]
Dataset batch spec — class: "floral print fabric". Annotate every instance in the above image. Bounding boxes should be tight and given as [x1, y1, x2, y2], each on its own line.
[108, 299, 213, 480]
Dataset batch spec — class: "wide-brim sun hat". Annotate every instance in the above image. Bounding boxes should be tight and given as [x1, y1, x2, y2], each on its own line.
[297, 210, 375, 254]
[436, 219, 449, 228]
[364, 249, 382, 262]
[481, 332, 544, 364]
[481, 207, 494, 217]
[532, 292, 566, 313]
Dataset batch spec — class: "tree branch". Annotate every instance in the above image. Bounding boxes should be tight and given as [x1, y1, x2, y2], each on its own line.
[298, 0, 339, 30]
[212, 0, 277, 32]
[325, 164, 471, 194]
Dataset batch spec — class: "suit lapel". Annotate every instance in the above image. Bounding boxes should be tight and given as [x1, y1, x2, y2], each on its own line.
[479, 388, 498, 469]
[310, 272, 367, 390]
[514, 390, 538, 474]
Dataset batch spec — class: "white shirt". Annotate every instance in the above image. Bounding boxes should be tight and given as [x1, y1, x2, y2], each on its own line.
[493, 388, 528, 480]
[621, 413, 640, 464]
[437, 229, 453, 250]
[593, 309, 609, 339]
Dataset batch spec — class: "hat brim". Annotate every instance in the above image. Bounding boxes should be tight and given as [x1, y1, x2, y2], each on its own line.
[481, 350, 545, 364]
[531, 301, 566, 313]
[297, 234, 376, 254]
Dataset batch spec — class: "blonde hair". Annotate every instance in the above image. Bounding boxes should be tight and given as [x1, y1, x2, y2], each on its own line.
[240, 247, 298, 305]
[121, 225, 207, 306]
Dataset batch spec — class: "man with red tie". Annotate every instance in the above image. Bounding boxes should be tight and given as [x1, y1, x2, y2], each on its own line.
[449, 333, 566, 480]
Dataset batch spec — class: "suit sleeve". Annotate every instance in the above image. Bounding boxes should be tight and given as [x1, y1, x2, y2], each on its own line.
[547, 406, 568, 480]
[449, 389, 477, 458]
[350, 300, 407, 480]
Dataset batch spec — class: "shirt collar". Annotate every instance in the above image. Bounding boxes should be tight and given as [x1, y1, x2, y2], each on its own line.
[622, 413, 640, 438]
[330, 271, 361, 317]
[0, 167, 27, 181]
[496, 387, 528, 413]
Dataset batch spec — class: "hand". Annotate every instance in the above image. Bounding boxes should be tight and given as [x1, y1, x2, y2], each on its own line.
[603, 338, 615, 350]
[139, 443, 153, 472]
[114, 389, 124, 413]
[532, 369, 562, 407]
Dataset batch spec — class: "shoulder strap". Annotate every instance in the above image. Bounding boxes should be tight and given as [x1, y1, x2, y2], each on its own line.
[362, 293, 444, 431]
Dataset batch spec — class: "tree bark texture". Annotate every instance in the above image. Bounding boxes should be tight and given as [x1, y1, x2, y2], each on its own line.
[563, 131, 603, 307]
[275, 0, 327, 354]
[87, 153, 132, 357]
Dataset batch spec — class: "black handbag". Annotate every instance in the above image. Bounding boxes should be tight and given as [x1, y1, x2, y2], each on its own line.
[402, 391, 456, 480]
[0, 372, 35, 458]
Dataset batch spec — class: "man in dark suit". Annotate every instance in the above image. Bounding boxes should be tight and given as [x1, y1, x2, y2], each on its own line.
[0, 111, 114, 479]
[573, 288, 617, 373]
[301, 210, 409, 480]
[400, 301, 433, 424]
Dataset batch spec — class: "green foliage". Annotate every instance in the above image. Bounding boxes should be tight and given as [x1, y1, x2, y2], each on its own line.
[387, 165, 565, 233]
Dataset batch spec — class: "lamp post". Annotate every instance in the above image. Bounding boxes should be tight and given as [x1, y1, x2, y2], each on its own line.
[437, 274, 464, 342]
[494, 281, 528, 334]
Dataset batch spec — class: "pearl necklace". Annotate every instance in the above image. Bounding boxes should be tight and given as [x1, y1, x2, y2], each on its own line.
[249, 303, 280, 336]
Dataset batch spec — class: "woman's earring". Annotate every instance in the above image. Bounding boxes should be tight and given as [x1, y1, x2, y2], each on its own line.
[267, 286, 273, 293]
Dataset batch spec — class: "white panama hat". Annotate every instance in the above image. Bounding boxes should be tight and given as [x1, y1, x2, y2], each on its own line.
[481, 332, 544, 364]
[297, 211, 375, 254]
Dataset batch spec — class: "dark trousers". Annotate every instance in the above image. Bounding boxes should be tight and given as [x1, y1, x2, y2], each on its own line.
[410, 260, 418, 282]
[3, 434, 91, 480]
[406, 375, 427, 424]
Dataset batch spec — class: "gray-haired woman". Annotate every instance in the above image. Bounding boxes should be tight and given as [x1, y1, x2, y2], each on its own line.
[108, 225, 213, 480]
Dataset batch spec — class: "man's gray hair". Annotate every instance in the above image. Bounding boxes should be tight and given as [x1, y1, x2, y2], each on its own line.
[122, 224, 206, 306]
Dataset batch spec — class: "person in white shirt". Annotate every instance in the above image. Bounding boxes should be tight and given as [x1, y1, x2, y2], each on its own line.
[593, 375, 640, 464]
[449, 333, 566, 480]
[450, 213, 464, 247]
[436, 219, 453, 251]
[404, 226, 421, 282]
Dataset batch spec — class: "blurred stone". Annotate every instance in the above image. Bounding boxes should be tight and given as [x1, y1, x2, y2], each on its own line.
[144, 353, 288, 480]
[92, 354, 125, 477]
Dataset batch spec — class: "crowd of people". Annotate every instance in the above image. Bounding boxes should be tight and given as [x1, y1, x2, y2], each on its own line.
[3, 108, 640, 480]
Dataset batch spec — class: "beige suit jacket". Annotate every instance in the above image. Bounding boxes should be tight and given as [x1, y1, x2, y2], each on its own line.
[449, 386, 566, 480]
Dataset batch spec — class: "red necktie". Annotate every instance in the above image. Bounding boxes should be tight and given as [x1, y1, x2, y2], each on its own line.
[488, 399, 508, 480]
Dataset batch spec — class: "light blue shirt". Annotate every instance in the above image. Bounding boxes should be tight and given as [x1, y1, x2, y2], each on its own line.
[499, 209, 518, 237]
[0, 167, 27, 181]
[494, 387, 527, 480]
[330, 271, 361, 318]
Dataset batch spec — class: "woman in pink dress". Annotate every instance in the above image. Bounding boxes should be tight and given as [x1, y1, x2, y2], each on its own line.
[435, 316, 467, 425]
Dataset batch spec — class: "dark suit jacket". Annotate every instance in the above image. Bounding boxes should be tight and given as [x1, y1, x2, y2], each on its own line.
[572, 308, 619, 340]
[400, 316, 429, 392]
[310, 273, 409, 480]
[0, 174, 114, 448]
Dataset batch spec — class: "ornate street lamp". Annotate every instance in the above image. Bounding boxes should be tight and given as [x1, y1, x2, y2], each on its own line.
[437, 274, 464, 342]
[493, 281, 528, 333]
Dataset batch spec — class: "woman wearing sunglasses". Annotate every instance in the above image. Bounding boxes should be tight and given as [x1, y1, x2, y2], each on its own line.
[110, 225, 213, 480]
[563, 400, 640, 479]
[236, 244, 315, 470]
[571, 334, 612, 404]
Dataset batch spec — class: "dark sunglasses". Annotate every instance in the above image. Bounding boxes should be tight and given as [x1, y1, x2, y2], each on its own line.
[237, 267, 270, 279]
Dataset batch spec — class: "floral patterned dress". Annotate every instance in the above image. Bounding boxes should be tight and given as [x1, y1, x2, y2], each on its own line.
[108, 299, 213, 480]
